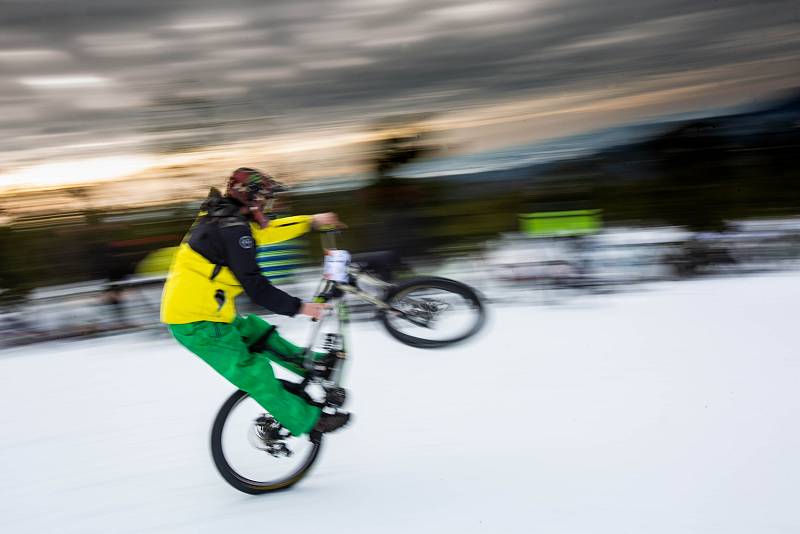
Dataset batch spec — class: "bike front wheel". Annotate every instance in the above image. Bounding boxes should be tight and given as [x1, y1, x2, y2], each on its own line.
[380, 276, 486, 348]
[210, 389, 322, 494]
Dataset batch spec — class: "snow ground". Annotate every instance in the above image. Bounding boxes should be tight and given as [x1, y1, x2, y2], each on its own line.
[1, 272, 799, 534]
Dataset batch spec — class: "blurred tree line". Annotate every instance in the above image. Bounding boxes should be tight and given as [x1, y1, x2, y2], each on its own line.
[2, 92, 799, 299]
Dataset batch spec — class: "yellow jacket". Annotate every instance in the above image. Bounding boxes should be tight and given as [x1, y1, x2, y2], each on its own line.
[161, 215, 313, 324]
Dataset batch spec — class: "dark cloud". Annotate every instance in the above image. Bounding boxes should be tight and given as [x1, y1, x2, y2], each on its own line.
[1, 0, 799, 169]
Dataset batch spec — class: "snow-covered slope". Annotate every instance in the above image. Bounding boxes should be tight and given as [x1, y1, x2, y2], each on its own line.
[1, 273, 798, 534]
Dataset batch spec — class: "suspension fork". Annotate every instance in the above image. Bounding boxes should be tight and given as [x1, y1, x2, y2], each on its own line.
[330, 296, 350, 386]
[298, 280, 346, 389]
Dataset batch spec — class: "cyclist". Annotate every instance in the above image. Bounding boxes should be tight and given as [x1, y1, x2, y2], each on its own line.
[161, 167, 350, 437]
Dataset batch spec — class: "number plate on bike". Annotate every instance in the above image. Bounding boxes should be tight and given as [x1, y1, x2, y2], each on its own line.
[323, 249, 351, 283]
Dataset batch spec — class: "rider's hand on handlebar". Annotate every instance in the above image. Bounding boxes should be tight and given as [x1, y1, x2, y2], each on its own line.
[311, 212, 347, 230]
[299, 302, 330, 321]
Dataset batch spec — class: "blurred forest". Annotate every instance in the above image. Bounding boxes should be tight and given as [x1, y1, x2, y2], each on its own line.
[1, 90, 799, 300]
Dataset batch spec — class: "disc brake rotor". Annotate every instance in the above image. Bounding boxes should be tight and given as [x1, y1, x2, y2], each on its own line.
[248, 415, 293, 457]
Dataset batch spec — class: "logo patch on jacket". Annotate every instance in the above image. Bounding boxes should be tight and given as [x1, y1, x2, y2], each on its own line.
[239, 236, 254, 249]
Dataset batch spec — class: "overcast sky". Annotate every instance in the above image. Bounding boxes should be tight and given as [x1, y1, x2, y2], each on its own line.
[1, 0, 799, 188]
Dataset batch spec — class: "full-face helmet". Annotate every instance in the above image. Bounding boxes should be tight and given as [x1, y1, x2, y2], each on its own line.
[225, 167, 286, 228]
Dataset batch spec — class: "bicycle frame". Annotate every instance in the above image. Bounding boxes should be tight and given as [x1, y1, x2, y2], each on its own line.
[296, 228, 449, 387]
[296, 229, 395, 389]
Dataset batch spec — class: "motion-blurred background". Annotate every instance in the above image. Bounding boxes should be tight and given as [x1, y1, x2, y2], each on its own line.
[2, 0, 800, 346]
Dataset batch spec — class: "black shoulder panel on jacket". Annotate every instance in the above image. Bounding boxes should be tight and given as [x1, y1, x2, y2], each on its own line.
[187, 213, 302, 317]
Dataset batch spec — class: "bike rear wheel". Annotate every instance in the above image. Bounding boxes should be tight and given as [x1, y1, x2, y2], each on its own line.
[380, 276, 485, 348]
[210, 389, 322, 494]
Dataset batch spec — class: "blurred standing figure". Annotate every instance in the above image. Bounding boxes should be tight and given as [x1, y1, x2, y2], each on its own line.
[88, 221, 136, 327]
[356, 178, 431, 282]
[161, 167, 350, 437]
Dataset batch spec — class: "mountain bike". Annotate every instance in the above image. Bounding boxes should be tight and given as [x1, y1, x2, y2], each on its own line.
[210, 228, 485, 494]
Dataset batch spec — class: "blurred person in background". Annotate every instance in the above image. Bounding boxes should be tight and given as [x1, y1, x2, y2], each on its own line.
[87, 219, 136, 329]
[354, 178, 432, 283]
[352, 126, 439, 283]
[161, 167, 350, 437]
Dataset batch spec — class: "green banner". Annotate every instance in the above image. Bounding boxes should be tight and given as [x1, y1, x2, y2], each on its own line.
[519, 209, 602, 236]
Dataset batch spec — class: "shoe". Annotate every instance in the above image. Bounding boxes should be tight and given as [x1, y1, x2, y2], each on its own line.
[313, 412, 351, 434]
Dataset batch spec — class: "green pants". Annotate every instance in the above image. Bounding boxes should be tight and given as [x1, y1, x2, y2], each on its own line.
[169, 314, 321, 436]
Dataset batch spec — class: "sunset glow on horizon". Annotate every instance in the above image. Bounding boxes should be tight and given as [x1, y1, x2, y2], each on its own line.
[0, 155, 156, 192]
[2, 0, 798, 196]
